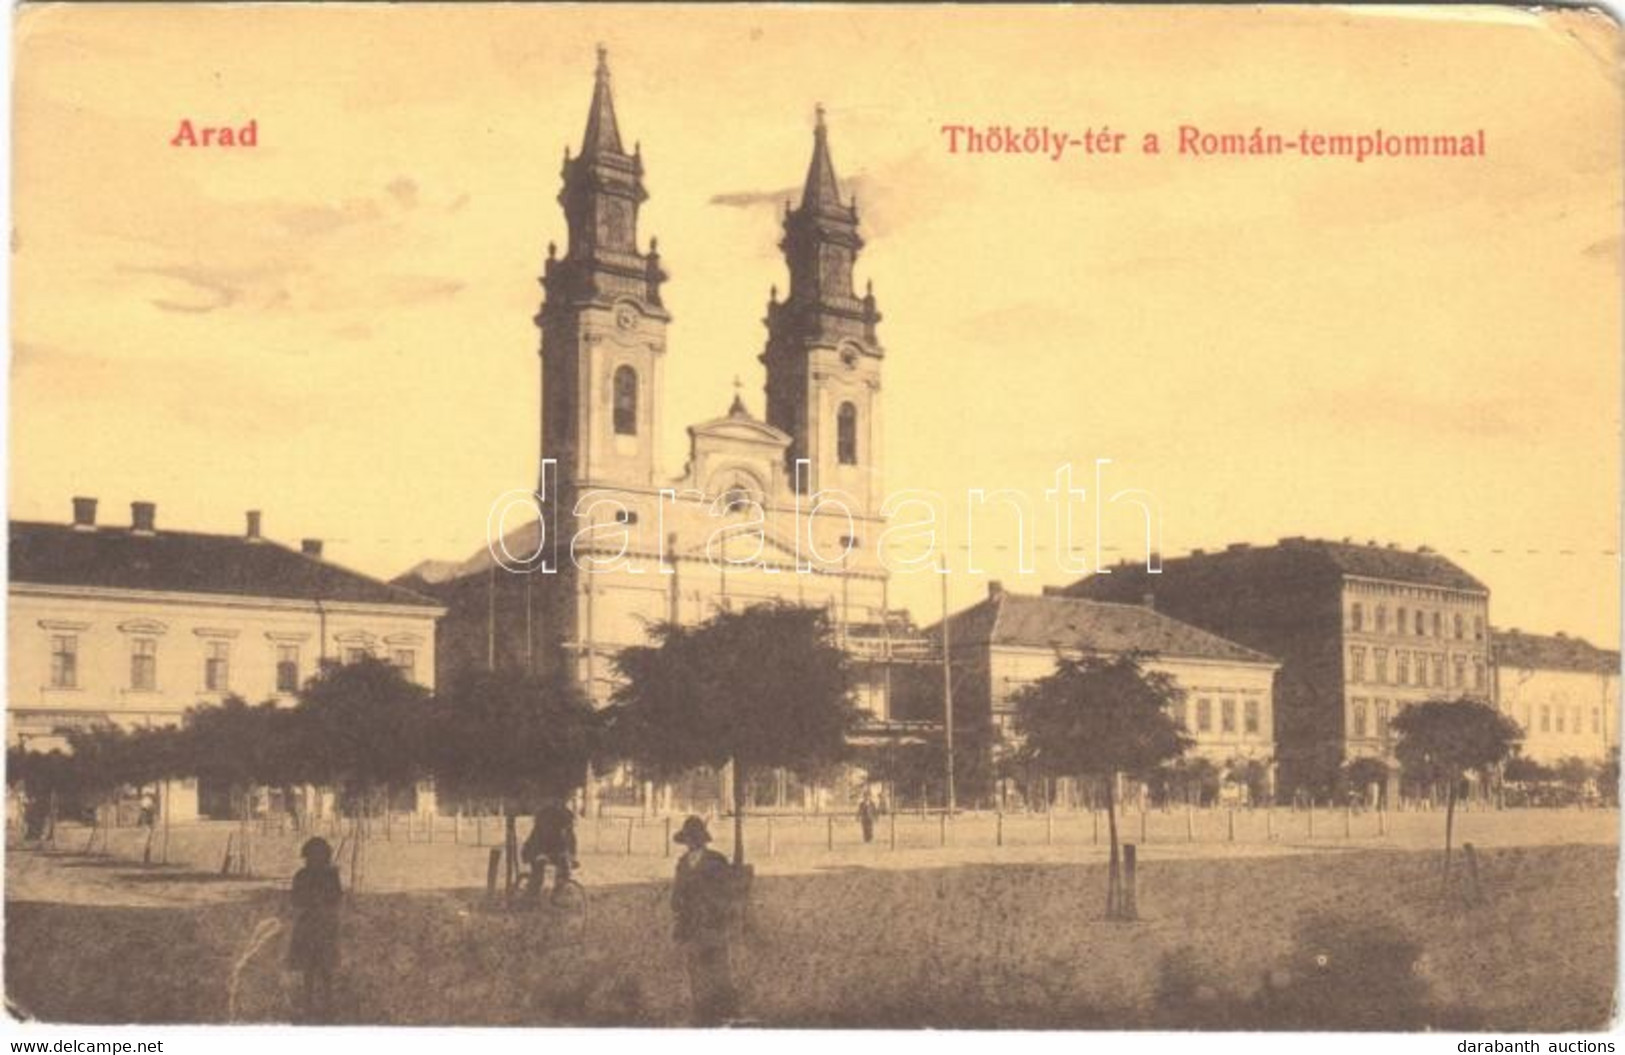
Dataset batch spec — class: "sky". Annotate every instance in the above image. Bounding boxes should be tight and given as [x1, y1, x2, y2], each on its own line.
[10, 4, 1622, 645]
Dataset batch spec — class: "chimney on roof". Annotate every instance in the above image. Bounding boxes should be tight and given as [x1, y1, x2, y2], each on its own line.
[301, 538, 324, 560]
[987, 580, 1004, 600]
[1226, 543, 1251, 553]
[131, 501, 156, 536]
[245, 510, 263, 541]
[1191, 548, 1205, 556]
[71, 496, 97, 531]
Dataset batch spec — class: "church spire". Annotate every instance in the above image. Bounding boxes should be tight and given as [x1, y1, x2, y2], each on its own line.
[540, 47, 666, 315]
[580, 44, 624, 158]
[801, 104, 842, 211]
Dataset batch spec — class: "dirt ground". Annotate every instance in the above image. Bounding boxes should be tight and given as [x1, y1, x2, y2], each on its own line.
[5, 808, 1618, 1029]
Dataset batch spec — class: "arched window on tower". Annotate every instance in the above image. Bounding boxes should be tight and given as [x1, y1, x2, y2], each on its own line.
[612, 366, 638, 436]
[837, 402, 858, 465]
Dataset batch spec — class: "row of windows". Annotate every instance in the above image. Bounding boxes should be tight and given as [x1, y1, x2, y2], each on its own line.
[1349, 697, 1394, 739]
[611, 366, 862, 466]
[1349, 602, 1483, 642]
[47, 635, 415, 695]
[1170, 697, 1263, 736]
[1349, 647, 1484, 690]
[1527, 704, 1605, 737]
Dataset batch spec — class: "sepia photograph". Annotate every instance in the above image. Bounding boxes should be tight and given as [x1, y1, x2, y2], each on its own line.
[3, 2, 1621, 1037]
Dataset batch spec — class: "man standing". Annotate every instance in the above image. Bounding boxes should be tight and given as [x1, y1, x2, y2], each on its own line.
[671, 815, 738, 1025]
[857, 791, 878, 844]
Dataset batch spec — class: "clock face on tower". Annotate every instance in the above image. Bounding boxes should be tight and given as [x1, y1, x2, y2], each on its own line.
[614, 304, 638, 331]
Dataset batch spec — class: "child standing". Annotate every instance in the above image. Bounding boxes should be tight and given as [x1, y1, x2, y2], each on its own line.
[288, 836, 342, 1020]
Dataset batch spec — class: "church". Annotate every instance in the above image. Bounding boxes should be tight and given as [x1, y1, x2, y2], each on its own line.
[398, 50, 927, 809]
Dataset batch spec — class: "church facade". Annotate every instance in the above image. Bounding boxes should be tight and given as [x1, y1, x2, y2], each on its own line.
[402, 51, 912, 783]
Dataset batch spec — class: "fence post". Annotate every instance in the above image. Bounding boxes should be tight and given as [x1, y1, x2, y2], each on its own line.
[1227, 809, 1235, 843]
[1093, 809, 1100, 846]
[939, 813, 948, 848]
[625, 817, 635, 856]
[664, 816, 673, 857]
[1266, 807, 1274, 841]
[486, 847, 502, 899]
[453, 810, 461, 845]
[1378, 807, 1387, 836]
[996, 811, 1004, 847]
[1140, 808, 1148, 844]
[1344, 805, 1352, 839]
[889, 810, 897, 850]
[1122, 843, 1139, 921]
[1186, 806, 1194, 843]
[827, 815, 835, 852]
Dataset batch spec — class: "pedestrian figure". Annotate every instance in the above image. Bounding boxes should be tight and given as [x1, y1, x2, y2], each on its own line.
[857, 791, 878, 844]
[288, 836, 342, 1020]
[671, 815, 738, 1026]
[521, 796, 579, 902]
[138, 788, 158, 829]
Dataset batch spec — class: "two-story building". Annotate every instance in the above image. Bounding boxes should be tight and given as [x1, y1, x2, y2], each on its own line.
[1492, 628, 1619, 765]
[926, 584, 1280, 805]
[8, 498, 444, 820]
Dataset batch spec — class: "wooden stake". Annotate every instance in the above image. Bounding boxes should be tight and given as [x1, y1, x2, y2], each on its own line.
[486, 847, 502, 898]
[1122, 843, 1139, 921]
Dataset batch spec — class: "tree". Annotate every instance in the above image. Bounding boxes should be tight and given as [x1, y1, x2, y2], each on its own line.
[1552, 756, 1597, 797]
[1598, 748, 1620, 807]
[424, 667, 596, 879]
[1391, 698, 1520, 883]
[607, 603, 862, 865]
[1011, 652, 1191, 919]
[1224, 756, 1273, 806]
[1342, 756, 1391, 808]
[295, 657, 433, 813]
[1503, 755, 1553, 784]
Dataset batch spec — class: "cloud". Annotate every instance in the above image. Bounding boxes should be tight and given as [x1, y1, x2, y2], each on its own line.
[383, 275, 465, 303]
[710, 185, 796, 210]
[386, 177, 420, 210]
[118, 264, 245, 314]
[275, 197, 387, 237]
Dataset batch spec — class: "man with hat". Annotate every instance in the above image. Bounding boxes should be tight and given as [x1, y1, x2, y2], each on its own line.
[671, 815, 738, 1025]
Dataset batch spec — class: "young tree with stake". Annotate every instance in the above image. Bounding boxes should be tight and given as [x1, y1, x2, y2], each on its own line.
[1012, 651, 1190, 920]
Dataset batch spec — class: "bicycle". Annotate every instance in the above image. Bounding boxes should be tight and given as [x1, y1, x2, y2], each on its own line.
[514, 857, 588, 943]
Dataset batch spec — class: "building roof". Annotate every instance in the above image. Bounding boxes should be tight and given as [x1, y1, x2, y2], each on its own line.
[10, 521, 441, 609]
[1492, 628, 1620, 675]
[932, 589, 1277, 666]
[1070, 537, 1488, 595]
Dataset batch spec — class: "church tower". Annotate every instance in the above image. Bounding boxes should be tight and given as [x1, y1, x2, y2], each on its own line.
[760, 107, 885, 518]
[537, 47, 669, 495]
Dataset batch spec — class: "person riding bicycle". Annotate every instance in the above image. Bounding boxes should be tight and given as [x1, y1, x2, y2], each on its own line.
[521, 796, 579, 901]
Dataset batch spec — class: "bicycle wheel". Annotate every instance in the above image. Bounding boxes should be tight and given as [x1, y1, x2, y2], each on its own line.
[549, 879, 588, 943]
